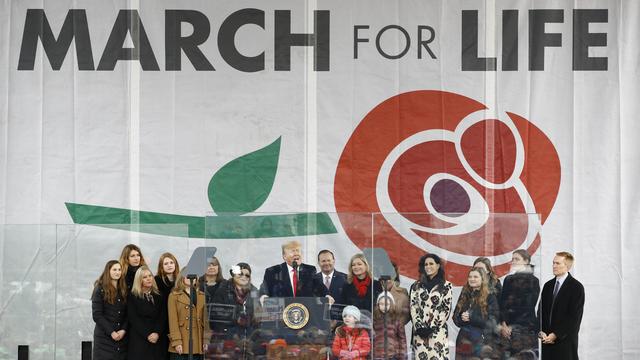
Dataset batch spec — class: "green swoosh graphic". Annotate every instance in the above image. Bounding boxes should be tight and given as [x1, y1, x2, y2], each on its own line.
[65, 202, 337, 238]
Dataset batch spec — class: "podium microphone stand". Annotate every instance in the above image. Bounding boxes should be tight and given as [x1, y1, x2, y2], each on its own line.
[379, 275, 391, 360]
[187, 274, 198, 360]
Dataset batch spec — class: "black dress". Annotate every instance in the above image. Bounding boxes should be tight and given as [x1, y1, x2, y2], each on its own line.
[91, 285, 128, 360]
[127, 292, 166, 360]
[155, 275, 175, 360]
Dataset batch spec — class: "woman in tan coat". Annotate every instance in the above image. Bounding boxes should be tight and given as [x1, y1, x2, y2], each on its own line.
[167, 272, 207, 360]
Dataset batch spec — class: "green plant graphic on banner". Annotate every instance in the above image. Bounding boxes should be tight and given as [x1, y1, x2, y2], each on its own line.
[208, 138, 281, 215]
[66, 137, 337, 238]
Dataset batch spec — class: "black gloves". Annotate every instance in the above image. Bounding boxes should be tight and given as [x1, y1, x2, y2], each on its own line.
[415, 327, 432, 338]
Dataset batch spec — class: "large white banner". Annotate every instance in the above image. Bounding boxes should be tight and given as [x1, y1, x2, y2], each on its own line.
[1, 0, 639, 359]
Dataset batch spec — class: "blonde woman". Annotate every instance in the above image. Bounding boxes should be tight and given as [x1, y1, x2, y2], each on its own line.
[167, 272, 207, 360]
[127, 265, 165, 360]
[339, 253, 382, 312]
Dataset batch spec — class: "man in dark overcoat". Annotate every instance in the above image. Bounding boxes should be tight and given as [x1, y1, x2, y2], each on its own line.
[538, 251, 585, 360]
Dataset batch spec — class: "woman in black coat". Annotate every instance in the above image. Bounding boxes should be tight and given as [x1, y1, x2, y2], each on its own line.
[92, 260, 128, 360]
[154, 252, 180, 360]
[199, 256, 225, 302]
[127, 265, 166, 360]
[198, 256, 226, 330]
[453, 267, 499, 359]
[210, 263, 260, 359]
[499, 249, 540, 358]
[340, 253, 382, 315]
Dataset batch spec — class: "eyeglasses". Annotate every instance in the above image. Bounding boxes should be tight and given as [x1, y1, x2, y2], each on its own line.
[236, 273, 251, 278]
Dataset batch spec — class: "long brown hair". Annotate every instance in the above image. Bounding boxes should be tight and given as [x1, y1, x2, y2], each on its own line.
[119, 244, 147, 278]
[454, 267, 490, 318]
[156, 252, 180, 285]
[94, 260, 127, 304]
[204, 256, 225, 283]
[473, 257, 499, 285]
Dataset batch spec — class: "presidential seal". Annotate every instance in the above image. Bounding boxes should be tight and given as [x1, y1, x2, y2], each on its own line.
[282, 302, 309, 329]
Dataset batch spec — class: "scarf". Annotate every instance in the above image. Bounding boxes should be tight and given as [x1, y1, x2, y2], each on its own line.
[352, 275, 371, 297]
[143, 291, 154, 304]
[421, 275, 439, 293]
[234, 284, 249, 305]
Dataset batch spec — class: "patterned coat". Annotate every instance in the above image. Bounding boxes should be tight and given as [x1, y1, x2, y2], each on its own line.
[410, 280, 453, 360]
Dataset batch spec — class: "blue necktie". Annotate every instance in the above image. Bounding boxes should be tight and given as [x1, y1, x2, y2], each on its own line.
[553, 280, 560, 298]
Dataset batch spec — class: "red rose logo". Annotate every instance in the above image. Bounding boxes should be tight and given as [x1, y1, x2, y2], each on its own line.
[334, 91, 560, 285]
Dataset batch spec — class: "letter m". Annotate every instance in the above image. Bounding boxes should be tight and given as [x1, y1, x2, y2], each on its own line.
[18, 9, 94, 70]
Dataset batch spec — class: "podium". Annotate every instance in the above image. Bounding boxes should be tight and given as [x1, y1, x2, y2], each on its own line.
[256, 297, 333, 359]
[258, 297, 331, 336]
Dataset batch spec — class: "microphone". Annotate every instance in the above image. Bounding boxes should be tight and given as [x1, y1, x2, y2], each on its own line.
[187, 274, 198, 306]
[291, 261, 299, 282]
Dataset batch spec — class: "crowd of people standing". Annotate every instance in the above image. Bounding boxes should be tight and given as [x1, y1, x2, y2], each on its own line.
[91, 241, 583, 360]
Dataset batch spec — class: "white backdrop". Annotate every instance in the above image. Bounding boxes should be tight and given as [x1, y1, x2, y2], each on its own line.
[1, 0, 639, 359]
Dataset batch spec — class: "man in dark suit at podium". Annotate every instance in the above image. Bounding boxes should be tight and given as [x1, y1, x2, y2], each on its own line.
[313, 249, 347, 301]
[260, 241, 333, 304]
[538, 251, 585, 360]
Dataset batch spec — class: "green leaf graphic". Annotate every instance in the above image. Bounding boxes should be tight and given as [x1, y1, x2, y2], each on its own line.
[208, 137, 281, 215]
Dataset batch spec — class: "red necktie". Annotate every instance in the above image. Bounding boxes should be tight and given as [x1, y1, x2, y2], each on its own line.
[292, 268, 298, 296]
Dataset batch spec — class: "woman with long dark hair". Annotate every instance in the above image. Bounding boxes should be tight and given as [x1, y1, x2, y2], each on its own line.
[155, 252, 180, 360]
[211, 262, 259, 359]
[409, 253, 452, 360]
[167, 272, 207, 360]
[127, 265, 166, 360]
[453, 267, 499, 359]
[119, 244, 147, 291]
[92, 260, 128, 360]
[198, 256, 225, 303]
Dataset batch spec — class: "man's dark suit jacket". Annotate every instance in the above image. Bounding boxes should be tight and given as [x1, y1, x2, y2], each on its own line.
[260, 262, 328, 298]
[537, 273, 585, 360]
[313, 270, 347, 300]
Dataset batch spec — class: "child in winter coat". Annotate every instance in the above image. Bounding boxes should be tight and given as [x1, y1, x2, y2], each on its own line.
[372, 293, 407, 359]
[332, 305, 371, 360]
